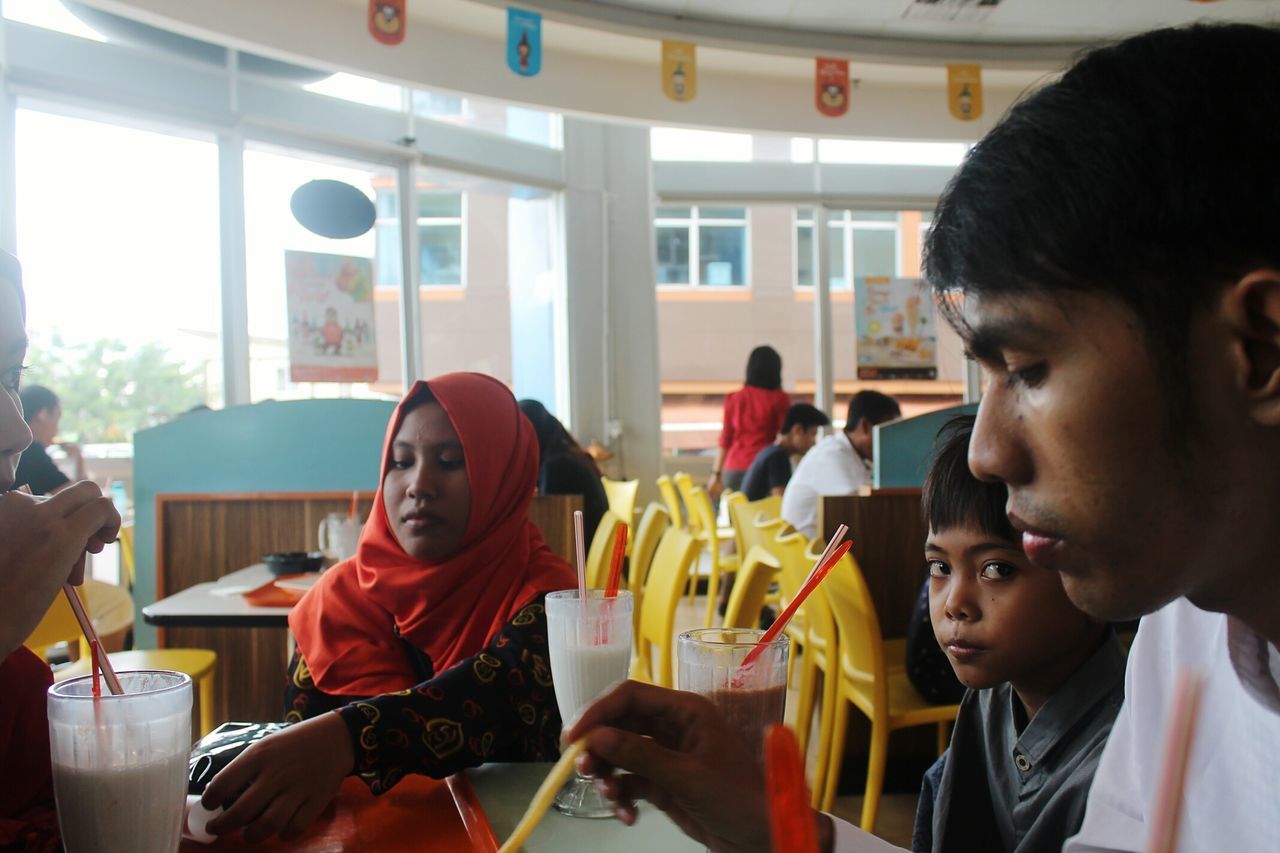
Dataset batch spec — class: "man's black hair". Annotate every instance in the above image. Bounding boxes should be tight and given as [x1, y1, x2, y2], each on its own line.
[925, 24, 1280, 393]
[923, 415, 1017, 542]
[19, 385, 58, 422]
[781, 403, 830, 434]
[845, 391, 900, 433]
[744, 345, 782, 391]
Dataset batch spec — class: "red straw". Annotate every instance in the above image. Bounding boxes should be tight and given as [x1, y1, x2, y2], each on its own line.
[90, 640, 101, 699]
[604, 523, 629, 598]
[765, 724, 818, 853]
[63, 585, 123, 695]
[739, 540, 852, 672]
[349, 490, 359, 521]
[1146, 670, 1205, 853]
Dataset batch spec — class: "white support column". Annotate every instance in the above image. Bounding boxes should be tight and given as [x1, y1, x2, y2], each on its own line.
[216, 131, 251, 406]
[563, 118, 662, 500]
[963, 359, 983, 404]
[0, 10, 17, 256]
[812, 205, 835, 420]
[397, 159, 422, 389]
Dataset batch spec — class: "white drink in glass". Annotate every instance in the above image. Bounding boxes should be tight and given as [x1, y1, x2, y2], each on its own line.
[545, 589, 632, 818]
[48, 670, 192, 853]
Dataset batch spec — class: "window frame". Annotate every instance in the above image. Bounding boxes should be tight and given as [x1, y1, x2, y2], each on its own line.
[654, 204, 751, 289]
[794, 208, 901, 291]
[375, 189, 468, 289]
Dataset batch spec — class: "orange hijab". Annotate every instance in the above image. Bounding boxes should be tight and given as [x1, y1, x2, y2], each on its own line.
[290, 373, 576, 697]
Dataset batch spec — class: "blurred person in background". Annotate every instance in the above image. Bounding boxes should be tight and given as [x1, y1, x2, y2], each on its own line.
[519, 398, 609, 544]
[14, 385, 86, 496]
[708, 345, 790, 501]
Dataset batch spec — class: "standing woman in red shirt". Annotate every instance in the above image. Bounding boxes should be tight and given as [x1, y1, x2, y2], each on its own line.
[707, 345, 790, 500]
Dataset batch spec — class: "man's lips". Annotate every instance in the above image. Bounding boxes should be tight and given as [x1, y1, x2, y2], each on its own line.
[1007, 510, 1064, 566]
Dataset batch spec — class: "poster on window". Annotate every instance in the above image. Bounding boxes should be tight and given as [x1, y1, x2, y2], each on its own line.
[285, 250, 378, 383]
[855, 276, 937, 379]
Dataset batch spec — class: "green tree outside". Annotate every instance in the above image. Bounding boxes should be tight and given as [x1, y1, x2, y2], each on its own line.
[25, 333, 210, 443]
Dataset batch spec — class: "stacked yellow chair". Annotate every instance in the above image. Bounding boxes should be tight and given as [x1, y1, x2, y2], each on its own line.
[720, 546, 781, 630]
[680, 481, 740, 627]
[26, 592, 219, 737]
[584, 510, 625, 588]
[631, 527, 700, 688]
[655, 474, 686, 531]
[765, 529, 842, 805]
[815, 541, 960, 828]
[600, 477, 640, 529]
[627, 502, 671, 646]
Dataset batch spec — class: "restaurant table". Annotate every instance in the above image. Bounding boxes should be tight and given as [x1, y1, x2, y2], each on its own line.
[180, 763, 702, 851]
[143, 563, 298, 629]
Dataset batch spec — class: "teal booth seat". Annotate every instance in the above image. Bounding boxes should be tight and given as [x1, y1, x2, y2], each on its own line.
[872, 402, 979, 490]
[132, 398, 396, 647]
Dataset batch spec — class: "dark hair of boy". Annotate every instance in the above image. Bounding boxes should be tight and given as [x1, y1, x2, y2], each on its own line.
[18, 386, 57, 423]
[924, 23, 1280, 429]
[780, 403, 829, 434]
[922, 414, 1017, 542]
[844, 390, 900, 433]
[743, 345, 782, 390]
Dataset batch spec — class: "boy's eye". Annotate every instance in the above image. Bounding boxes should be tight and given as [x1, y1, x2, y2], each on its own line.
[980, 561, 1016, 580]
[927, 559, 949, 578]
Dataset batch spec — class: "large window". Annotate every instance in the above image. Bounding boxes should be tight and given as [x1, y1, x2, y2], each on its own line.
[375, 190, 465, 288]
[655, 206, 748, 287]
[795, 209, 899, 289]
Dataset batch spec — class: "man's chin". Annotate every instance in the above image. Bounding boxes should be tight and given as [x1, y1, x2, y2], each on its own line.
[1059, 572, 1166, 624]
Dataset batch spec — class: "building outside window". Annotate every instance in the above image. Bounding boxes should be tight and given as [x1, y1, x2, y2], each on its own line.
[375, 190, 465, 287]
[655, 206, 748, 287]
[795, 209, 899, 289]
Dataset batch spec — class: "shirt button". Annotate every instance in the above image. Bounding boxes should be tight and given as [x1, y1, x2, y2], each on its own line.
[1015, 754, 1032, 772]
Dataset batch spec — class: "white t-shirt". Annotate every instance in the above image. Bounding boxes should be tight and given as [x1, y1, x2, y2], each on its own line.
[780, 433, 871, 539]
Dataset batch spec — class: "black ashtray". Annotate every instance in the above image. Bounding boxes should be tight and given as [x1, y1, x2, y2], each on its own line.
[263, 551, 324, 576]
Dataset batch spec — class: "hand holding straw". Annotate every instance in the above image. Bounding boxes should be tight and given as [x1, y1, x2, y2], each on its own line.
[1146, 670, 1205, 853]
[64, 583, 123, 695]
[765, 724, 818, 853]
[604, 523, 629, 598]
[738, 538, 852, 673]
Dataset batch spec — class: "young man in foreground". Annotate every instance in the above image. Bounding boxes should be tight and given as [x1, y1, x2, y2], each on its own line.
[569, 23, 1280, 852]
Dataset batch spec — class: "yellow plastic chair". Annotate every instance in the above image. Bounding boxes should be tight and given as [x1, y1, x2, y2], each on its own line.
[655, 475, 686, 531]
[721, 546, 781, 630]
[768, 531, 842, 803]
[817, 543, 960, 826]
[118, 522, 136, 591]
[585, 510, 624, 589]
[683, 483, 741, 627]
[26, 591, 219, 737]
[728, 495, 784, 604]
[601, 477, 640, 528]
[628, 503, 671, 646]
[632, 527, 700, 688]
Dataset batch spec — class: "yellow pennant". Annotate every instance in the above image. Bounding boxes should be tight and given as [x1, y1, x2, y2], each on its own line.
[662, 40, 697, 102]
[946, 64, 983, 121]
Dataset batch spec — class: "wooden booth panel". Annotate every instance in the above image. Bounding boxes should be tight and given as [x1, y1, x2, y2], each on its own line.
[157, 493, 581, 724]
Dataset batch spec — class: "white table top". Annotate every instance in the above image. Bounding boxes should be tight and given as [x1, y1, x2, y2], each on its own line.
[142, 563, 309, 628]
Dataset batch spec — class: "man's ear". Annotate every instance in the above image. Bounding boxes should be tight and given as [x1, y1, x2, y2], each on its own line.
[1222, 269, 1280, 425]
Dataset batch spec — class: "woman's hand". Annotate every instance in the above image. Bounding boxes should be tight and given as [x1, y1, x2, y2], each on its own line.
[0, 482, 119, 657]
[203, 711, 355, 843]
[707, 472, 724, 501]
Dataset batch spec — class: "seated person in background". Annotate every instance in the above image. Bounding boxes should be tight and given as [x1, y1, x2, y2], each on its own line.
[781, 390, 900, 538]
[519, 398, 609, 542]
[1, 251, 121, 851]
[739, 403, 829, 501]
[912, 417, 1123, 852]
[202, 373, 576, 843]
[14, 385, 86, 495]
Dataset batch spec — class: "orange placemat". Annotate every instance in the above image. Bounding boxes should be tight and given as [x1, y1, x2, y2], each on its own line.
[182, 774, 498, 852]
[240, 576, 310, 608]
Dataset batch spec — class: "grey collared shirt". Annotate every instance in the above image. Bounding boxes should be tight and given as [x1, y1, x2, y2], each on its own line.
[923, 632, 1127, 852]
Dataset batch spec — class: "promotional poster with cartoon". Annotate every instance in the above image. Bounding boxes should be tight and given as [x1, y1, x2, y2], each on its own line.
[854, 276, 937, 379]
[285, 251, 379, 383]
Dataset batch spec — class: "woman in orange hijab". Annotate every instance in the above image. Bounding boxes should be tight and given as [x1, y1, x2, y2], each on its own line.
[202, 374, 576, 843]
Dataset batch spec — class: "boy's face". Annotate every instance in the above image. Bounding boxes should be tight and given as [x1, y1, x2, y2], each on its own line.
[927, 523, 1099, 690]
[785, 424, 819, 455]
[962, 289, 1241, 622]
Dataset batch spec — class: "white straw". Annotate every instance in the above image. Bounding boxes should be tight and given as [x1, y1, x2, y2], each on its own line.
[804, 524, 848, 586]
[573, 510, 588, 601]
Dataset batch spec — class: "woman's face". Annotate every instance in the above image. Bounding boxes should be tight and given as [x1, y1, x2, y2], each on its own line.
[0, 281, 32, 491]
[381, 401, 471, 562]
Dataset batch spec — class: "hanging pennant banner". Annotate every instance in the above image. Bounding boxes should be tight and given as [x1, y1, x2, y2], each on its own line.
[815, 58, 850, 118]
[369, 0, 406, 46]
[947, 64, 983, 120]
[507, 7, 542, 77]
[662, 40, 697, 102]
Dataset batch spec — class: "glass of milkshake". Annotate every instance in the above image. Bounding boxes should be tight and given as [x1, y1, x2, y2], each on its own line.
[48, 670, 192, 853]
[546, 589, 633, 818]
[678, 628, 789, 762]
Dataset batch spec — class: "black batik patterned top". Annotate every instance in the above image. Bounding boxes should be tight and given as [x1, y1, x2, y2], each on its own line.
[283, 597, 562, 794]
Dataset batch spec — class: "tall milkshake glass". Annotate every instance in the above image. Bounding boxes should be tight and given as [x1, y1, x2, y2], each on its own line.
[546, 589, 633, 818]
[48, 670, 192, 853]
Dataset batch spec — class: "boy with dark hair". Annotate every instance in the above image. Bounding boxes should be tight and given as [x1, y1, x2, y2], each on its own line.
[912, 417, 1122, 852]
[739, 402, 830, 501]
[781, 390, 900, 538]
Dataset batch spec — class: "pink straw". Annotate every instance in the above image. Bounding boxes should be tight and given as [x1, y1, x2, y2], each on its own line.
[64, 584, 123, 696]
[1146, 670, 1205, 853]
[573, 510, 587, 602]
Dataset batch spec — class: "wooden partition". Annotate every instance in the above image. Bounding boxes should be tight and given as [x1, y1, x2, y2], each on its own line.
[156, 492, 581, 723]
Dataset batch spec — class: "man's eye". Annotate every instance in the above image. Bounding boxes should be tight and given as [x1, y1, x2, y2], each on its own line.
[927, 559, 949, 578]
[980, 561, 1016, 580]
[1006, 363, 1047, 389]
